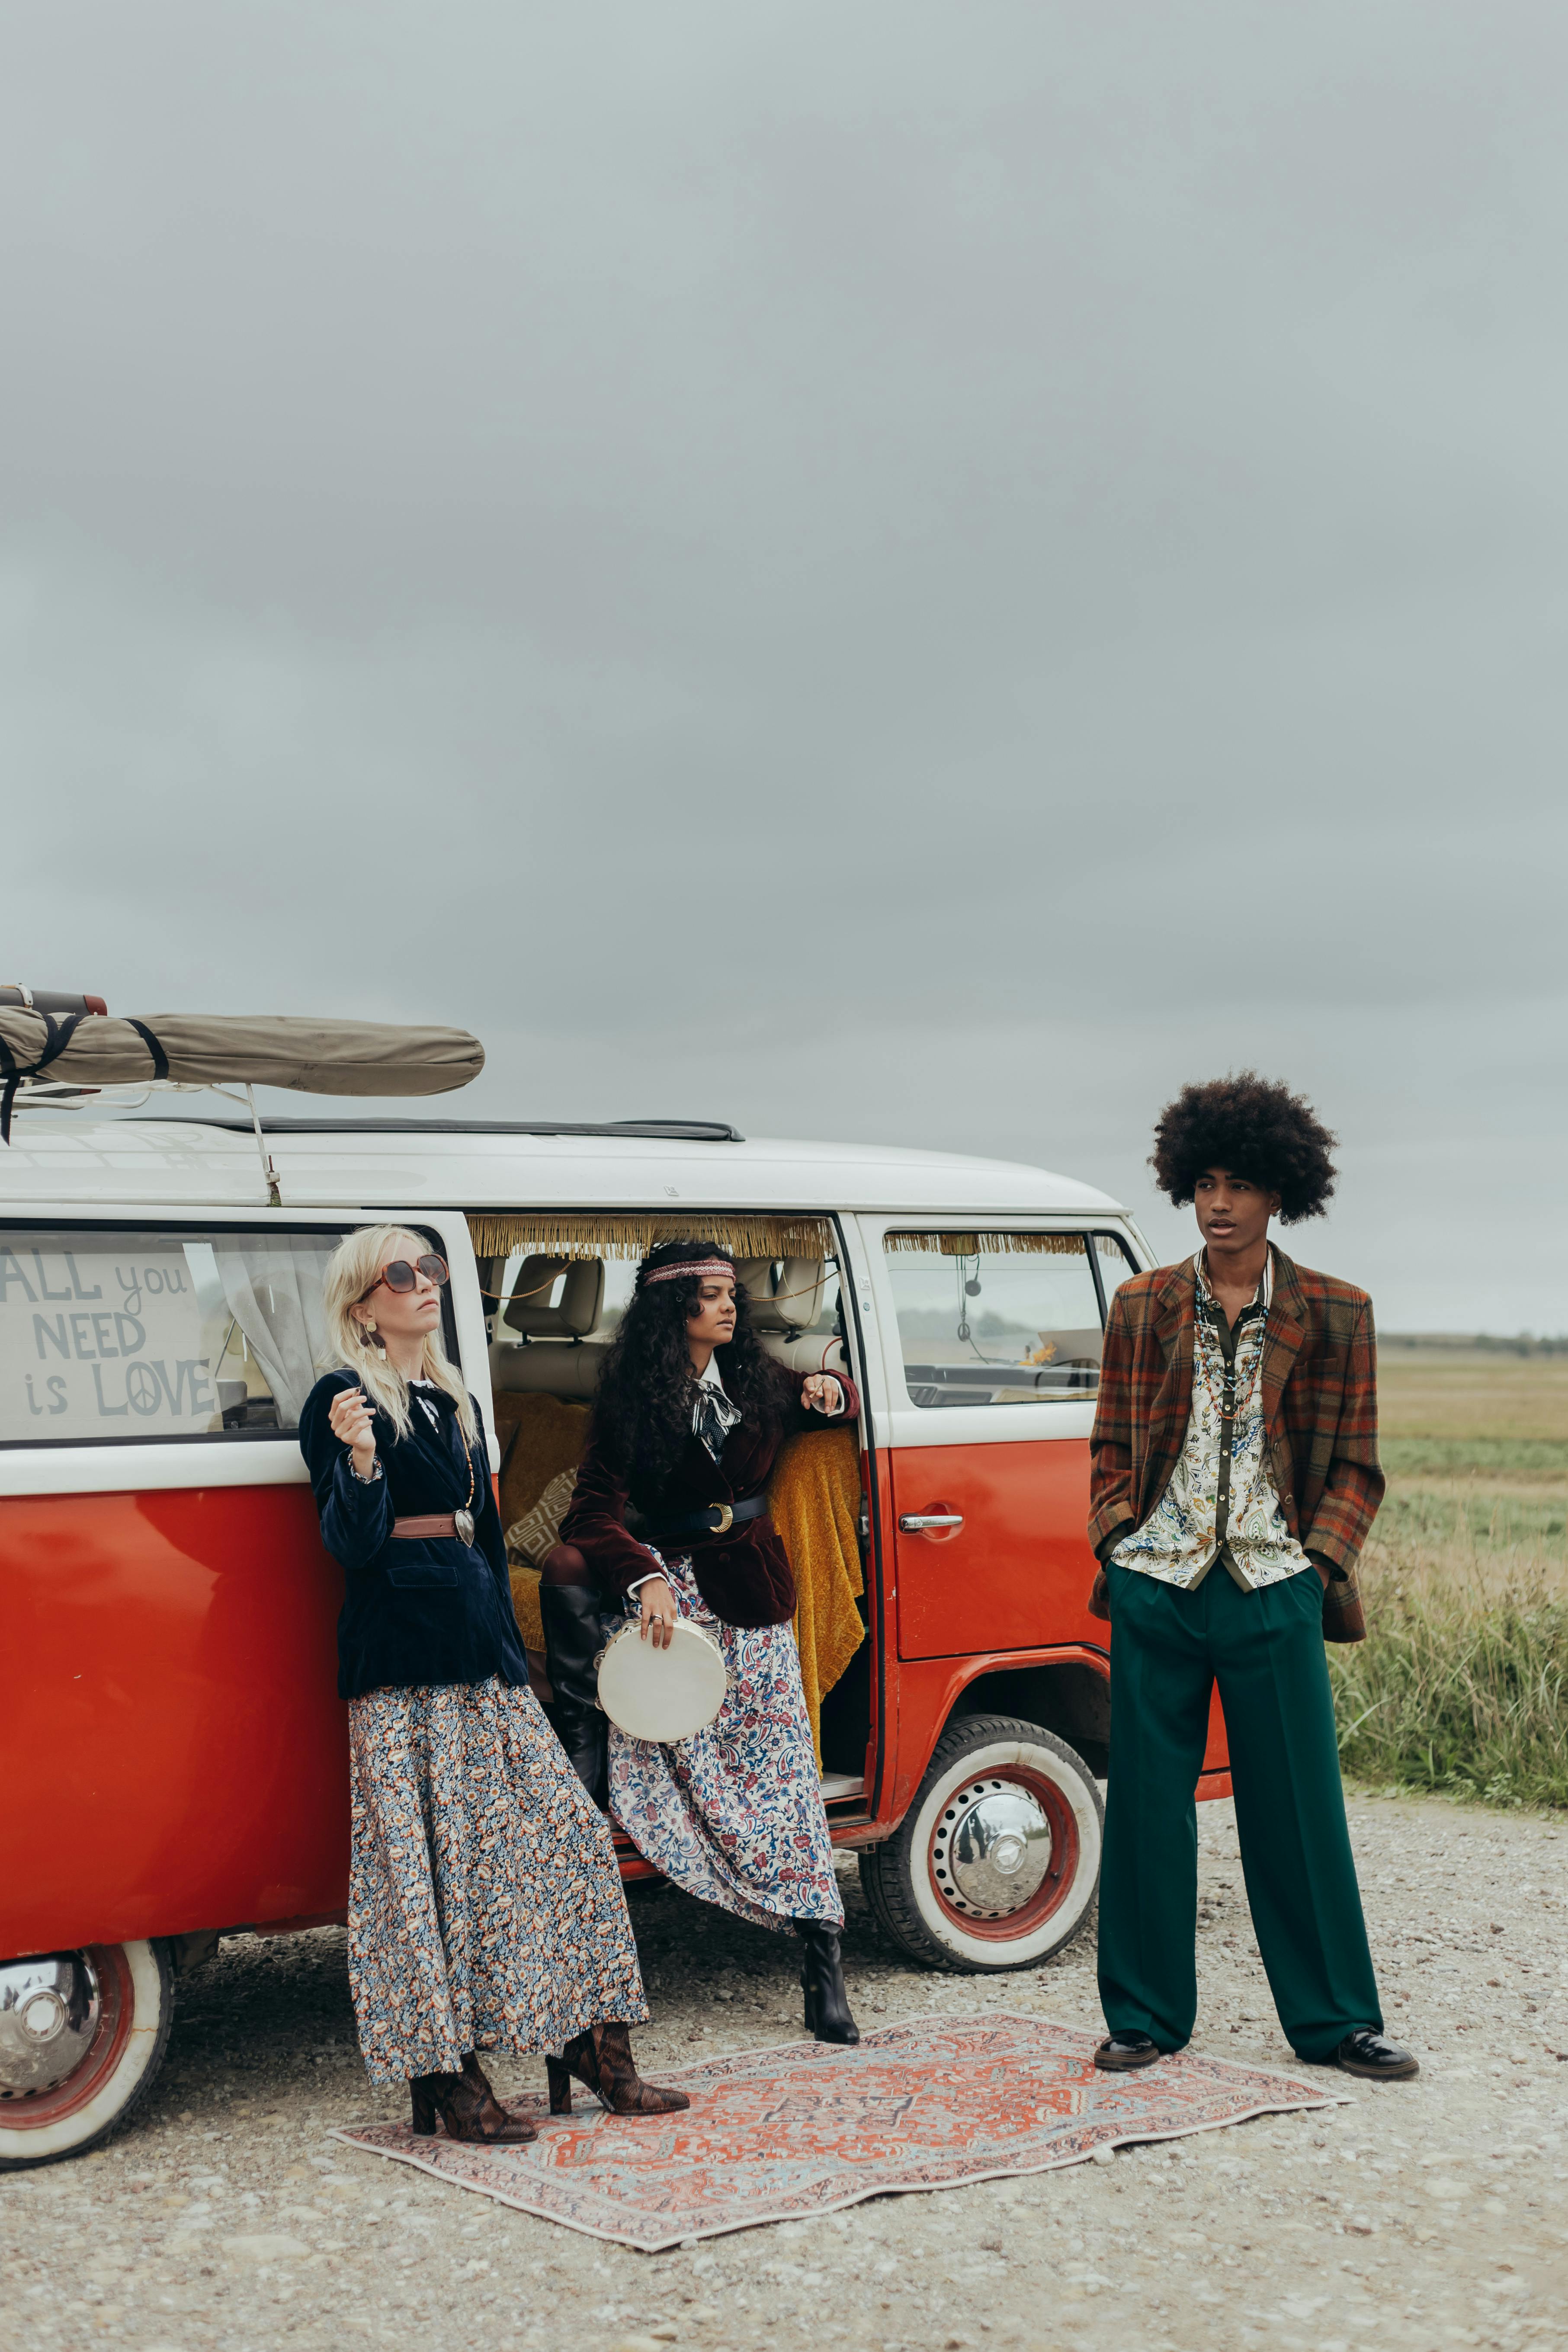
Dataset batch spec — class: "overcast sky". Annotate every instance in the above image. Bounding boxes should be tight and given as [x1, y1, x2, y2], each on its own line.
[4, 3, 1565, 1330]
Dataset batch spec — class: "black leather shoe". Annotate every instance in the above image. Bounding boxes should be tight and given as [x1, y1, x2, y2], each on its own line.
[795, 1920, 860, 2044]
[1093, 2031, 1162, 2071]
[1325, 2029, 1419, 2080]
[538, 1581, 609, 1808]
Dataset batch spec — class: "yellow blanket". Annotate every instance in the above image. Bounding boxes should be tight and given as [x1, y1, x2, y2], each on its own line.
[769, 1426, 866, 1765]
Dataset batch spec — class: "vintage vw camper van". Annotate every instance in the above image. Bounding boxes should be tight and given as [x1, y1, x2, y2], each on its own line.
[0, 1101, 1232, 2166]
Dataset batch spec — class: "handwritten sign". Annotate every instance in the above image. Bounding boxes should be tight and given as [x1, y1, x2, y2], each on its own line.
[0, 1240, 218, 1440]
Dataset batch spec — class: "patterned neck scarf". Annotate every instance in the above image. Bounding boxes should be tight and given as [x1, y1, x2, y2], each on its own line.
[691, 1360, 743, 1462]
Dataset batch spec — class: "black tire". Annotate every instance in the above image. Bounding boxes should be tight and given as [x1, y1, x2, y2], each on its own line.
[859, 1714, 1103, 1973]
[0, 1940, 173, 2169]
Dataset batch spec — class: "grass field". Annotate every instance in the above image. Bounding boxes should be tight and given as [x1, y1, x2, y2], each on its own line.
[1328, 1349, 1568, 1809]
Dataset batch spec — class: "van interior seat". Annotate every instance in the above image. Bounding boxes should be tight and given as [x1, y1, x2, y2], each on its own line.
[773, 1331, 849, 1377]
[737, 1256, 825, 1333]
[492, 1341, 608, 1400]
[493, 1255, 610, 1399]
[736, 1256, 847, 1378]
[503, 1255, 604, 1338]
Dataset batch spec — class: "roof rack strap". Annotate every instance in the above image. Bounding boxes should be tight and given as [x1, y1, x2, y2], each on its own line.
[0, 1010, 86, 1144]
[124, 1019, 171, 1081]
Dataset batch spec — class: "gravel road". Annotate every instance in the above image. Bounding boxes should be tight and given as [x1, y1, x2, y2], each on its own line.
[3, 1792, 1565, 2352]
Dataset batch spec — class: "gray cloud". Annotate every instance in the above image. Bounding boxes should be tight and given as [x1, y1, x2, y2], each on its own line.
[4, 2, 1564, 1329]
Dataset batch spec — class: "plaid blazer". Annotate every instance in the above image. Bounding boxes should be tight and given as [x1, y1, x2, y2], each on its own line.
[1087, 1246, 1383, 1644]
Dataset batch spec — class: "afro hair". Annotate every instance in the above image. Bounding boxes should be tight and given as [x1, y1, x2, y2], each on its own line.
[1151, 1073, 1337, 1224]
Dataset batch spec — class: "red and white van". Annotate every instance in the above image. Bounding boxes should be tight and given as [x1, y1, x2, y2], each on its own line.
[0, 1108, 1232, 2166]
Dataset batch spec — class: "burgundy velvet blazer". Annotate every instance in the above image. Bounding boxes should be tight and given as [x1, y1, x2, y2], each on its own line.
[560, 1365, 860, 1628]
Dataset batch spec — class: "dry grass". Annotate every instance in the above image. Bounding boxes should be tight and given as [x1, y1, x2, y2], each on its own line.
[1328, 1351, 1568, 1808]
[1376, 1344, 1568, 1478]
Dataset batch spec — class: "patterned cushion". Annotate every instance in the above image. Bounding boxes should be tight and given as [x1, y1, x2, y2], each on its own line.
[492, 1391, 590, 1528]
[505, 1466, 577, 1567]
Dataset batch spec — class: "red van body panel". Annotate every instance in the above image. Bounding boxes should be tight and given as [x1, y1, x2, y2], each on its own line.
[883, 1647, 1097, 1823]
[2, 1404, 1232, 1964]
[875, 1442, 1234, 1822]
[2, 1486, 349, 1958]
[890, 1434, 1100, 1661]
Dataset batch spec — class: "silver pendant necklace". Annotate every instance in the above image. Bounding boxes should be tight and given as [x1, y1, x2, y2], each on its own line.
[454, 1418, 477, 1547]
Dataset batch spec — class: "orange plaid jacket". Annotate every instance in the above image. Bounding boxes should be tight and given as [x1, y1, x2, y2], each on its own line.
[1087, 1246, 1383, 1644]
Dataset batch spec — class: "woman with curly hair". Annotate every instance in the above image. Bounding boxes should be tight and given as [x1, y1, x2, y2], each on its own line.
[540, 1239, 861, 2044]
[1086, 1076, 1417, 2084]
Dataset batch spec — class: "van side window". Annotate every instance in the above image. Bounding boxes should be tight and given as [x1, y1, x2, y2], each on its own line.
[883, 1231, 1121, 1408]
[0, 1227, 348, 1446]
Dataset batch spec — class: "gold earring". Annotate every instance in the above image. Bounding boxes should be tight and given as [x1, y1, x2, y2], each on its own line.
[363, 1317, 377, 1336]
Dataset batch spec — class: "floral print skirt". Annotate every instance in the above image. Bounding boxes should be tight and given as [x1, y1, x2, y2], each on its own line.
[607, 1554, 844, 1933]
[347, 1675, 648, 2086]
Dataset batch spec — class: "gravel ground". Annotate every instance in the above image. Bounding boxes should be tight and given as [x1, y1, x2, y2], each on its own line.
[3, 1791, 1566, 2352]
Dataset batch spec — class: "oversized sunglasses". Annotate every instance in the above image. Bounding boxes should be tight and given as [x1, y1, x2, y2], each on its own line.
[360, 1253, 449, 1301]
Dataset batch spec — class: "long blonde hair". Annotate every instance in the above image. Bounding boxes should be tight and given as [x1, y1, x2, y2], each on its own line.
[323, 1224, 477, 1447]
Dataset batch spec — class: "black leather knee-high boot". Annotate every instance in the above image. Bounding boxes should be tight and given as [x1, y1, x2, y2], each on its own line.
[539, 1582, 609, 1808]
[795, 1919, 860, 2044]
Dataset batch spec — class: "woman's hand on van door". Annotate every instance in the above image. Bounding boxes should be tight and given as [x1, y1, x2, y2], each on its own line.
[328, 1386, 378, 1483]
[801, 1374, 843, 1416]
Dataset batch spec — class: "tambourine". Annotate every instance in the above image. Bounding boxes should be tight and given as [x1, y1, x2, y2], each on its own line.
[596, 1618, 728, 1744]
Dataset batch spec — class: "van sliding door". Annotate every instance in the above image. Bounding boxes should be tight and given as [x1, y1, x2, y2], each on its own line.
[864, 1224, 1136, 1661]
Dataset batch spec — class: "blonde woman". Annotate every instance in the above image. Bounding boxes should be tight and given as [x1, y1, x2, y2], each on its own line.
[298, 1225, 686, 2141]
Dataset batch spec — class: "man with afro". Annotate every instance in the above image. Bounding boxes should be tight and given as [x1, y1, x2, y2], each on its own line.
[1087, 1073, 1416, 2082]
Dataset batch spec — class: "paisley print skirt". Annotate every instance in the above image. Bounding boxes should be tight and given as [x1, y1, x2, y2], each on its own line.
[607, 1554, 844, 1933]
[347, 1675, 648, 2085]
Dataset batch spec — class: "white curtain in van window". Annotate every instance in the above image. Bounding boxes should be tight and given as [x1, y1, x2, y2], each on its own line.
[214, 1240, 331, 1426]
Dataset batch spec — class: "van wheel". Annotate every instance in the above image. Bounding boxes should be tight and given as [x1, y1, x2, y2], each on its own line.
[0, 1942, 173, 2168]
[859, 1715, 1103, 1973]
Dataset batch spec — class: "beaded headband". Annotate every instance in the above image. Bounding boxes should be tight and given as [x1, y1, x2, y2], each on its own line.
[641, 1257, 735, 1287]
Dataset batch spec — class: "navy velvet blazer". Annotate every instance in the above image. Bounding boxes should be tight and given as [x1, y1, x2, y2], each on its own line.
[298, 1369, 529, 1702]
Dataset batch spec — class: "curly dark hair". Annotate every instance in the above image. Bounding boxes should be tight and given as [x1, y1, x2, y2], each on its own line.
[589, 1238, 795, 1496]
[1151, 1073, 1338, 1223]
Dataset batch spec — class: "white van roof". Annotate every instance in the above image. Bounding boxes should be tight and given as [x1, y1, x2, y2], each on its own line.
[0, 1116, 1124, 1219]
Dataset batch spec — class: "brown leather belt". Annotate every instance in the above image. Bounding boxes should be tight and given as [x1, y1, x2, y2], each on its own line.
[391, 1514, 461, 1540]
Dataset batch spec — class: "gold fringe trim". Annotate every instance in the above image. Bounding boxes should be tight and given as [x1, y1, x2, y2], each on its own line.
[466, 1211, 837, 1264]
[882, 1230, 1091, 1257]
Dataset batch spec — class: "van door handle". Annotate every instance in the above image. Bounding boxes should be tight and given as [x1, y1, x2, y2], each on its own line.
[899, 1512, 965, 1532]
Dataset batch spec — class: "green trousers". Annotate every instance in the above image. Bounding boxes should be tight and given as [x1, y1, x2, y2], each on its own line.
[1097, 1560, 1382, 2060]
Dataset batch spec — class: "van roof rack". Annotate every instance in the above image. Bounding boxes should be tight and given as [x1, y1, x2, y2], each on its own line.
[128, 1115, 746, 1144]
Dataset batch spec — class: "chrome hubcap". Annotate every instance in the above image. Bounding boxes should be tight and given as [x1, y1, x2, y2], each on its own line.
[0, 1954, 101, 2096]
[931, 1778, 1054, 1919]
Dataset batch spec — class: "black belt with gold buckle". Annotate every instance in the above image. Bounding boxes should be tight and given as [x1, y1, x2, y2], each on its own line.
[643, 1495, 769, 1543]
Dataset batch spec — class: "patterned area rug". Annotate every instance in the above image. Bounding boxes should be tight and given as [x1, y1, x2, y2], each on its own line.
[333, 2014, 1345, 2251]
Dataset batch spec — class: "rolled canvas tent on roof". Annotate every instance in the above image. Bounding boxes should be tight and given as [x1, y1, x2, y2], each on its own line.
[0, 1009, 484, 1138]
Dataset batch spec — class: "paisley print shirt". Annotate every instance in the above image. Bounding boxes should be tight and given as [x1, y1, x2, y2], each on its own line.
[1110, 1250, 1313, 1593]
